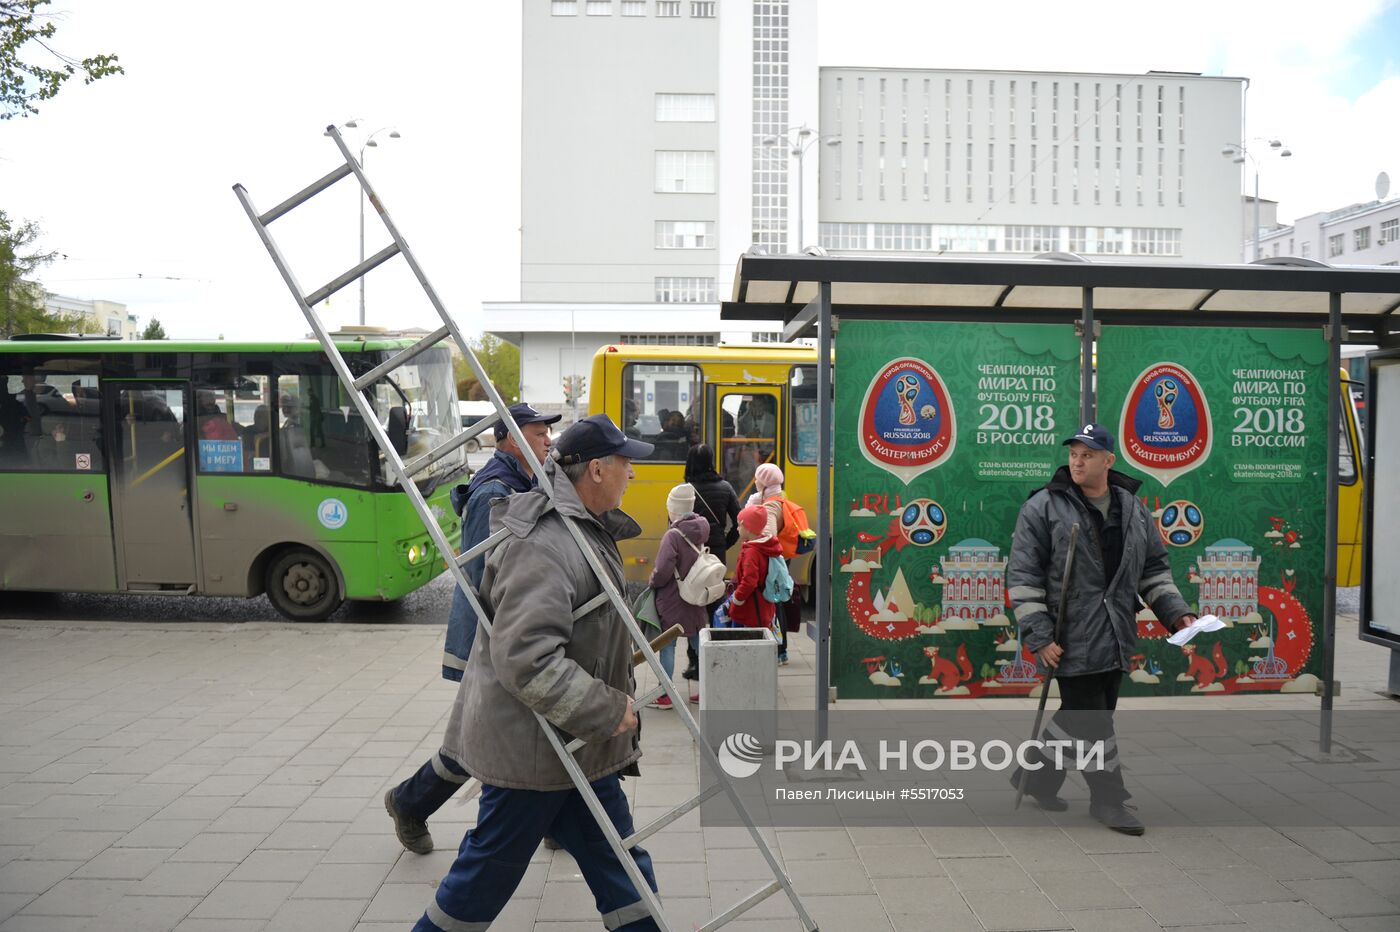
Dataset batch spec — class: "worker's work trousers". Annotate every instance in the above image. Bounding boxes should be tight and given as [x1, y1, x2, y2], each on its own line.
[392, 750, 470, 823]
[413, 773, 660, 931]
[1012, 669, 1129, 806]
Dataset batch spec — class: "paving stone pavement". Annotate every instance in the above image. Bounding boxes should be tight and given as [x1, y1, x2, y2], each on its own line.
[0, 609, 1396, 931]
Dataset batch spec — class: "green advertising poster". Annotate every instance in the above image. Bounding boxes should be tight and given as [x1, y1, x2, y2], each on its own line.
[1097, 326, 1327, 696]
[831, 321, 1080, 699]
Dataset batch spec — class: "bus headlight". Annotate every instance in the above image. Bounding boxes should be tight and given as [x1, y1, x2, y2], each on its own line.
[408, 544, 422, 565]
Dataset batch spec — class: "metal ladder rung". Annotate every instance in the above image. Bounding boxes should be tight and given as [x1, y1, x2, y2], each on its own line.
[306, 242, 404, 309]
[633, 683, 666, 709]
[402, 427, 476, 480]
[571, 592, 609, 620]
[258, 162, 354, 225]
[697, 880, 783, 931]
[624, 783, 722, 846]
[456, 526, 512, 570]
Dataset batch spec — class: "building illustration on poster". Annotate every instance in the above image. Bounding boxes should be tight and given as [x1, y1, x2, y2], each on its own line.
[1192, 538, 1261, 619]
[937, 539, 1009, 624]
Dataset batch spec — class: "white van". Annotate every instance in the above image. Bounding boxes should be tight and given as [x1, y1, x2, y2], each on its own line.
[458, 400, 497, 453]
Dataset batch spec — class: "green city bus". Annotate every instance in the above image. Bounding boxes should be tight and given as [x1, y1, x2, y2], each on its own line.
[0, 335, 464, 620]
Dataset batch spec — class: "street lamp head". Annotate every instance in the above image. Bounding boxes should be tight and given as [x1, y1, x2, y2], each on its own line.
[345, 119, 359, 128]
[1280, 149, 1292, 158]
[389, 130, 401, 139]
[825, 138, 843, 147]
[1221, 145, 1238, 158]
[761, 136, 780, 147]
[1268, 139, 1282, 149]
[366, 139, 378, 147]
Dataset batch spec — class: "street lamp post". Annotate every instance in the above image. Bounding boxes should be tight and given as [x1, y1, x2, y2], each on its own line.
[1222, 139, 1291, 261]
[762, 124, 841, 253]
[326, 120, 401, 325]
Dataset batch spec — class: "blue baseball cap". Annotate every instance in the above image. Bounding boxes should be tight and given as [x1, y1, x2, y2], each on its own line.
[1063, 423, 1115, 453]
[495, 402, 562, 440]
[554, 414, 654, 464]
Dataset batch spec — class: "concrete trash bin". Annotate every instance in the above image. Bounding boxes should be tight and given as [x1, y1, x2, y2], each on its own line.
[699, 627, 777, 749]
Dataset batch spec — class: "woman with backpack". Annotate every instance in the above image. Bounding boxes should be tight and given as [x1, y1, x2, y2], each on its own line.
[648, 484, 712, 707]
[746, 462, 803, 664]
[684, 444, 740, 678]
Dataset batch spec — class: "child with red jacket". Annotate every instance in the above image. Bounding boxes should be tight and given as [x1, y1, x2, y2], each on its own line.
[728, 504, 783, 630]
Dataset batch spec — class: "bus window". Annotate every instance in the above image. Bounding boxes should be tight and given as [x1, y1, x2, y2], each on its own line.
[0, 357, 104, 473]
[718, 388, 779, 500]
[194, 374, 272, 473]
[276, 370, 371, 486]
[621, 362, 702, 462]
[789, 366, 819, 464]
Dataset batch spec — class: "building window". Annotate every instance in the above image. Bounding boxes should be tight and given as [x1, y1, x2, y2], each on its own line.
[1096, 227, 1125, 254]
[655, 93, 715, 121]
[872, 223, 932, 251]
[586, 0, 611, 14]
[654, 220, 714, 248]
[1005, 225, 1058, 253]
[619, 335, 716, 347]
[1328, 233, 1345, 258]
[690, 0, 714, 16]
[878, 141, 886, 200]
[749, 332, 786, 343]
[1354, 226, 1371, 251]
[1301, 242, 1311, 258]
[819, 222, 868, 250]
[750, 0, 790, 253]
[654, 277, 717, 302]
[1068, 227, 1087, 253]
[655, 150, 715, 192]
[856, 140, 864, 200]
[552, 0, 577, 13]
[1381, 219, 1399, 244]
[1130, 227, 1182, 256]
[656, 0, 680, 16]
[621, 0, 646, 13]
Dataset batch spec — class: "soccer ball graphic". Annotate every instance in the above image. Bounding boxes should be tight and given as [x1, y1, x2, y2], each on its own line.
[899, 498, 947, 547]
[1156, 499, 1204, 547]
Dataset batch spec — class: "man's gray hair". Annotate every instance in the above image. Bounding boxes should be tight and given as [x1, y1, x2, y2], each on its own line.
[557, 451, 616, 484]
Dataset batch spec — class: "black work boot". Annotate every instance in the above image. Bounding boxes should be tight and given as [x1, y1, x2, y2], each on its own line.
[681, 644, 699, 681]
[1090, 801, 1145, 836]
[384, 789, 433, 854]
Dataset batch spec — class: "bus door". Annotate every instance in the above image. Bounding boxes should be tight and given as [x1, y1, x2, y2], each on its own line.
[710, 384, 782, 504]
[106, 381, 197, 588]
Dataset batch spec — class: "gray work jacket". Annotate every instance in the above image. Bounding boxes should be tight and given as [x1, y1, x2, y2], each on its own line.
[440, 459, 643, 791]
[1008, 467, 1190, 677]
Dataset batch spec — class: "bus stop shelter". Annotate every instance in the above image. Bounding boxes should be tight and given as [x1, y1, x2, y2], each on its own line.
[721, 253, 1400, 748]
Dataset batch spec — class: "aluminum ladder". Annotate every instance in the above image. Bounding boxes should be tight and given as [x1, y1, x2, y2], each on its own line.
[231, 125, 819, 932]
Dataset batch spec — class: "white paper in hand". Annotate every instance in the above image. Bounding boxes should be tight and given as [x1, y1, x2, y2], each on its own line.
[1167, 614, 1227, 646]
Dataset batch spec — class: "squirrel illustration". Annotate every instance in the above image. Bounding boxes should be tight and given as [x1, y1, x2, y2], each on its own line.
[922, 644, 973, 691]
[1182, 642, 1228, 688]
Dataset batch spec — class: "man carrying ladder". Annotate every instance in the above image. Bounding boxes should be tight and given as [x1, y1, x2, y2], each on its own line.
[415, 415, 660, 932]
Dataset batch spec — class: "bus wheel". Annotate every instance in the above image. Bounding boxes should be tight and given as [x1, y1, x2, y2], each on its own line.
[266, 548, 343, 622]
[464, 437, 481, 454]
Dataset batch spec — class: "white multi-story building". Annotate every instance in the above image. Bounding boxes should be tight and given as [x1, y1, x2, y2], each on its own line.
[485, 0, 816, 409]
[1257, 197, 1400, 267]
[487, 5, 1247, 408]
[817, 68, 1245, 263]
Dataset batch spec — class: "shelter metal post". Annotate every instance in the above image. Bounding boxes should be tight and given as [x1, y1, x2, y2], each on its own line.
[1080, 287, 1096, 423]
[816, 281, 833, 746]
[1321, 293, 1341, 752]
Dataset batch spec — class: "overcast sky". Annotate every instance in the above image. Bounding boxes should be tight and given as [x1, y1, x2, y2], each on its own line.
[2, 0, 1396, 340]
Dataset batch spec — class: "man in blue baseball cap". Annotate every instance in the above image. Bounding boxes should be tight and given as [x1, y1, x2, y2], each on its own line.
[385, 401, 560, 855]
[1007, 422, 1196, 836]
[413, 414, 664, 932]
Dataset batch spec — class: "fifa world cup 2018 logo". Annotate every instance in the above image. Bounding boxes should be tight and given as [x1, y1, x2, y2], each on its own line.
[1154, 378, 1179, 429]
[894, 375, 920, 426]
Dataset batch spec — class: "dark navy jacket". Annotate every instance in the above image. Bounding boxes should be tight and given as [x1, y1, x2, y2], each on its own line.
[442, 449, 534, 680]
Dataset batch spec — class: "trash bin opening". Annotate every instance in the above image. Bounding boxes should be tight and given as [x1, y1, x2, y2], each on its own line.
[709, 629, 767, 642]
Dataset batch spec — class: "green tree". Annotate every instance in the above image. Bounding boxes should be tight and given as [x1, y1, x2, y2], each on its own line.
[2, 0, 122, 120]
[141, 318, 167, 340]
[0, 209, 96, 337]
[453, 334, 520, 404]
